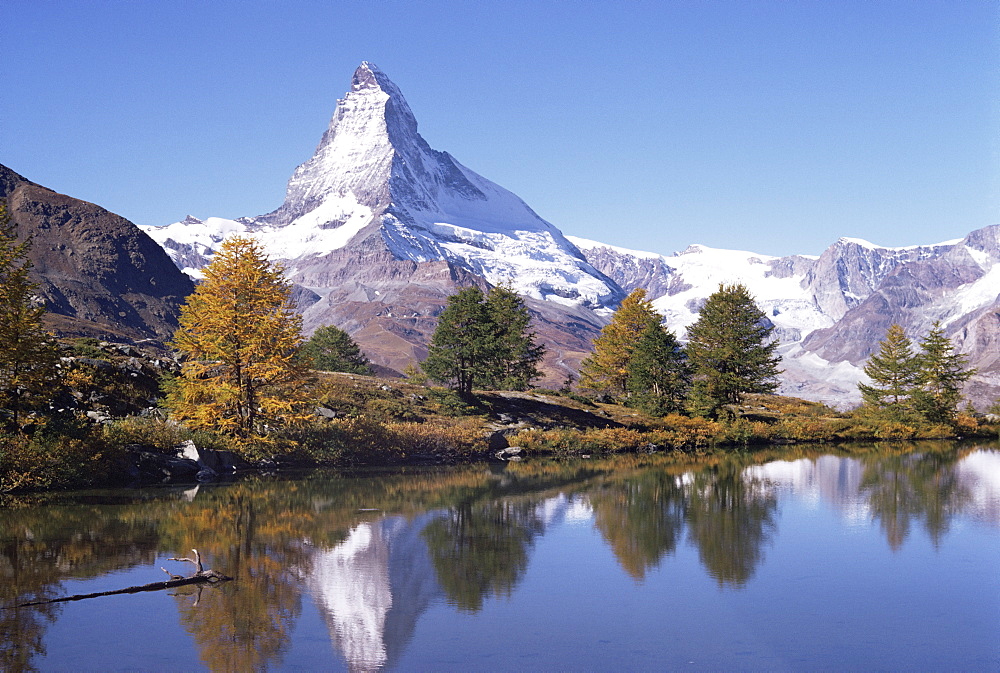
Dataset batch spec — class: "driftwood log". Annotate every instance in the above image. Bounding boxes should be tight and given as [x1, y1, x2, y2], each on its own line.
[6, 549, 232, 609]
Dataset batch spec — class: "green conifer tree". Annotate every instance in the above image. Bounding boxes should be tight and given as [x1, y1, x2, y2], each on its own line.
[857, 323, 920, 418]
[626, 322, 691, 415]
[423, 287, 493, 396]
[423, 285, 544, 395]
[913, 321, 973, 423]
[685, 283, 781, 417]
[299, 325, 372, 374]
[483, 286, 544, 391]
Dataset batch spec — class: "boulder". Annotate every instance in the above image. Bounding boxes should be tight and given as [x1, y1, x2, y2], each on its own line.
[495, 446, 523, 461]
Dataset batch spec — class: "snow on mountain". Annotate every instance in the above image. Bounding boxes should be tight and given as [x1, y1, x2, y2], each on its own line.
[143, 62, 621, 310]
[571, 229, 1000, 408]
[139, 61, 1000, 408]
[569, 237, 829, 338]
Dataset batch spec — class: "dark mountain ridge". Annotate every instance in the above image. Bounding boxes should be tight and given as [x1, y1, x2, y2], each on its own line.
[0, 163, 194, 343]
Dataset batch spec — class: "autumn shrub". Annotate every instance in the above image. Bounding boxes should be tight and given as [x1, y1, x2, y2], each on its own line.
[0, 420, 123, 492]
[509, 427, 578, 455]
[912, 423, 956, 440]
[365, 397, 424, 423]
[509, 426, 648, 456]
[775, 418, 847, 443]
[386, 418, 487, 458]
[102, 416, 185, 453]
[872, 422, 917, 440]
[718, 417, 757, 445]
[953, 413, 980, 434]
[646, 414, 720, 450]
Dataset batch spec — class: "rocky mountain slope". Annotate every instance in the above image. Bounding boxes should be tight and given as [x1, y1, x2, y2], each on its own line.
[1, 164, 194, 343]
[139, 62, 998, 408]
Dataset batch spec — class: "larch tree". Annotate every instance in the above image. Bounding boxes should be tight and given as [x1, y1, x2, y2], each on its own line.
[626, 322, 691, 415]
[857, 323, 920, 417]
[579, 288, 661, 400]
[299, 324, 372, 374]
[0, 201, 61, 431]
[913, 322, 974, 423]
[685, 283, 781, 417]
[166, 236, 310, 445]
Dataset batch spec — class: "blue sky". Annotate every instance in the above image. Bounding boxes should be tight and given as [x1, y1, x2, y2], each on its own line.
[2, 0, 997, 257]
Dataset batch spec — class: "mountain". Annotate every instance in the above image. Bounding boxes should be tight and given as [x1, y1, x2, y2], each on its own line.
[0, 163, 194, 343]
[143, 62, 618, 379]
[141, 62, 999, 407]
[571, 230, 1000, 407]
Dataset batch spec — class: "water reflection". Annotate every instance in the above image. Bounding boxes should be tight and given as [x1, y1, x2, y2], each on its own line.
[309, 514, 440, 672]
[1, 445, 997, 671]
[686, 462, 778, 586]
[590, 470, 687, 580]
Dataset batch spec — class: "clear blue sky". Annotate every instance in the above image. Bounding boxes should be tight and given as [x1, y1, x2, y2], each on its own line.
[2, 0, 997, 257]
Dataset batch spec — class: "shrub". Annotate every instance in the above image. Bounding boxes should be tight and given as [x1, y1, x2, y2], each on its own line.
[386, 418, 486, 458]
[430, 388, 483, 417]
[509, 426, 648, 456]
[102, 416, 185, 453]
[646, 414, 720, 451]
[873, 422, 916, 440]
[953, 413, 979, 434]
[0, 422, 123, 492]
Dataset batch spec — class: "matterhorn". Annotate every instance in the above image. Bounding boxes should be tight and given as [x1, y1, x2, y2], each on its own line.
[144, 62, 622, 378]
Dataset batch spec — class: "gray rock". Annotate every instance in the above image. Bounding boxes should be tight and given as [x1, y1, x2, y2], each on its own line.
[495, 446, 523, 461]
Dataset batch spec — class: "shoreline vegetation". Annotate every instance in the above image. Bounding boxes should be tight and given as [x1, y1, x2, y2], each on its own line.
[1, 340, 996, 495]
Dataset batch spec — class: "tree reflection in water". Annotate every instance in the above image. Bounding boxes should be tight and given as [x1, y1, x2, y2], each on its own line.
[860, 446, 973, 550]
[423, 500, 543, 612]
[0, 502, 162, 672]
[0, 445, 995, 670]
[685, 461, 778, 587]
[590, 470, 687, 581]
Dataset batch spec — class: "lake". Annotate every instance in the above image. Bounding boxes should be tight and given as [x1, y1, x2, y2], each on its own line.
[2, 443, 998, 671]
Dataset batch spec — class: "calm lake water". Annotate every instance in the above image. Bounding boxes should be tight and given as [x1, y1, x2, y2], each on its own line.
[2, 443, 998, 672]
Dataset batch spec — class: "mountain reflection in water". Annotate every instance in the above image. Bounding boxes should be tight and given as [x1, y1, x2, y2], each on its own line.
[1, 444, 997, 672]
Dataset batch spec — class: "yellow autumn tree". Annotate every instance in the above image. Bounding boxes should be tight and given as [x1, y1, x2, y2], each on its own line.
[166, 236, 310, 450]
[0, 201, 61, 431]
[578, 288, 661, 399]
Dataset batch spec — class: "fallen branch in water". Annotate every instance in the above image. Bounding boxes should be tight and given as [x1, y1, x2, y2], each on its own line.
[5, 549, 232, 609]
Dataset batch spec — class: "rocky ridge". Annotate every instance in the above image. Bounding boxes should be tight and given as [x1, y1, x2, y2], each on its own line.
[0, 163, 194, 343]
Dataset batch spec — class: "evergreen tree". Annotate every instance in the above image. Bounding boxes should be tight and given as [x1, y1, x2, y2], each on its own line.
[913, 322, 973, 423]
[0, 202, 60, 430]
[299, 325, 371, 374]
[423, 287, 494, 396]
[166, 236, 310, 444]
[626, 322, 691, 415]
[483, 286, 544, 391]
[857, 323, 920, 417]
[423, 285, 544, 395]
[685, 283, 781, 417]
[579, 288, 661, 399]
